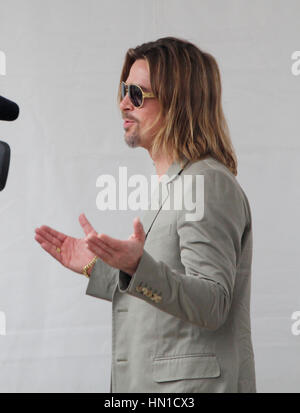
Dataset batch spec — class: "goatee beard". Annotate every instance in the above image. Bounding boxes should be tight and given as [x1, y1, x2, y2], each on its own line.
[125, 134, 141, 148]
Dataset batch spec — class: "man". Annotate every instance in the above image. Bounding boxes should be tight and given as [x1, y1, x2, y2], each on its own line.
[35, 37, 256, 392]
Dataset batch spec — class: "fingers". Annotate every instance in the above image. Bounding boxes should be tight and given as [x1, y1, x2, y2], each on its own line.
[86, 237, 113, 261]
[133, 217, 145, 241]
[79, 213, 97, 236]
[34, 226, 65, 262]
[97, 233, 124, 251]
[35, 226, 63, 249]
[35, 225, 66, 244]
[35, 233, 62, 262]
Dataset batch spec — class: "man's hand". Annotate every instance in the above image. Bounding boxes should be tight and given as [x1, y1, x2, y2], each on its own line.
[34, 213, 98, 274]
[85, 217, 146, 276]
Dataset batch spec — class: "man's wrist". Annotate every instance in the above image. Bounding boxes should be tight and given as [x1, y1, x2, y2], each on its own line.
[123, 254, 143, 276]
[82, 256, 98, 278]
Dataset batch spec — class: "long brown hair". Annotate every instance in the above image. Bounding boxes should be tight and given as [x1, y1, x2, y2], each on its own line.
[118, 36, 238, 176]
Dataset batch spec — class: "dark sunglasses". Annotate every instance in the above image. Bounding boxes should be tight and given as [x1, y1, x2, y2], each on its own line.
[121, 81, 155, 108]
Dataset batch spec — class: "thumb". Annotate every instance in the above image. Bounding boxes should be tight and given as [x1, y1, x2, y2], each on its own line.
[133, 217, 145, 241]
[79, 213, 97, 236]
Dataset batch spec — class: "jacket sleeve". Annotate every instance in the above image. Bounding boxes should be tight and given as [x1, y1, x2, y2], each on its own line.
[85, 256, 118, 302]
[118, 169, 250, 330]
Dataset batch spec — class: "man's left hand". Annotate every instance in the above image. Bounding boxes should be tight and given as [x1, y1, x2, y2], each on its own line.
[85, 217, 146, 276]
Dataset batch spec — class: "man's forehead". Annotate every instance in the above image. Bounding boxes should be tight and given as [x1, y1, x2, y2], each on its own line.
[125, 59, 151, 91]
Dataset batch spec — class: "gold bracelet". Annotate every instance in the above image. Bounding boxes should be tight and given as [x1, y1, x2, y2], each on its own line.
[82, 256, 98, 278]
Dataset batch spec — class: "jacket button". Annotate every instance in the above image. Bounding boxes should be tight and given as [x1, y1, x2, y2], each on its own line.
[145, 289, 153, 298]
[142, 287, 148, 295]
[152, 294, 162, 303]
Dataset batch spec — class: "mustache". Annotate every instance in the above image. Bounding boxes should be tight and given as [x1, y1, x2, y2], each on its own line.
[122, 114, 138, 122]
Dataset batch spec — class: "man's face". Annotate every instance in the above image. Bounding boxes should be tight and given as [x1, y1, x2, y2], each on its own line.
[120, 59, 162, 150]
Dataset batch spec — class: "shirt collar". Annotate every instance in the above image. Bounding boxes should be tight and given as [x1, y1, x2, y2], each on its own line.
[160, 155, 190, 185]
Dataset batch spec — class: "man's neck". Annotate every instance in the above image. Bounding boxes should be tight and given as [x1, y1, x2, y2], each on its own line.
[150, 151, 174, 180]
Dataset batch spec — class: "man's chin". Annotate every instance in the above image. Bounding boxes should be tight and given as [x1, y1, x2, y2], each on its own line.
[124, 134, 141, 148]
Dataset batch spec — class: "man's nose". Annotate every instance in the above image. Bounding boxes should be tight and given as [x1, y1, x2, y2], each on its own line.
[119, 93, 134, 111]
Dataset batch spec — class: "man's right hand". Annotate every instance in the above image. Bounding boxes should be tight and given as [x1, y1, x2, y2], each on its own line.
[34, 213, 98, 275]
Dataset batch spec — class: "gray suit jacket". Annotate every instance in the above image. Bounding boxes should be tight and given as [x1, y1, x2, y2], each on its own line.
[86, 156, 256, 393]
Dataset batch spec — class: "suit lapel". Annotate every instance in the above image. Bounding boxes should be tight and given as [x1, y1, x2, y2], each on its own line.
[141, 157, 190, 238]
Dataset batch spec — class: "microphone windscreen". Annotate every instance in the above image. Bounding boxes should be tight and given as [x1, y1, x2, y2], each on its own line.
[0, 95, 19, 121]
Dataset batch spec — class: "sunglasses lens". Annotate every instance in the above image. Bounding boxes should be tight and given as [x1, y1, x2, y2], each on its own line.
[129, 85, 143, 107]
[121, 82, 126, 99]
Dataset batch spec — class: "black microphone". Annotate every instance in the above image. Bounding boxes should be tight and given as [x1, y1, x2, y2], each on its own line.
[0, 95, 19, 190]
[0, 141, 10, 191]
[0, 95, 19, 121]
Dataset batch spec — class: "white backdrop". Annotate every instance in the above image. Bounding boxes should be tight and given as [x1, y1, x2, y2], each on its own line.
[0, 0, 299, 392]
